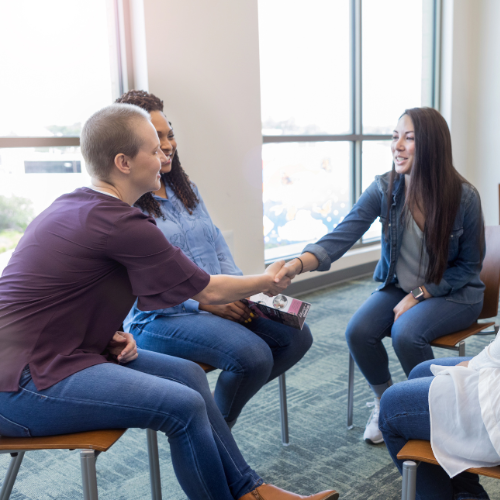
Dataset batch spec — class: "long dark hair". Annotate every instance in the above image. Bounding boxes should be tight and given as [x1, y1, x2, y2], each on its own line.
[115, 90, 199, 216]
[386, 107, 483, 284]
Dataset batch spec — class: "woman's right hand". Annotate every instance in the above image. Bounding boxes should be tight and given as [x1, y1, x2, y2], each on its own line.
[263, 260, 292, 296]
[199, 301, 253, 322]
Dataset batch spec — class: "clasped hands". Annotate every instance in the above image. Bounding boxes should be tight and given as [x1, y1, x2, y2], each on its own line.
[106, 331, 138, 364]
[200, 259, 301, 324]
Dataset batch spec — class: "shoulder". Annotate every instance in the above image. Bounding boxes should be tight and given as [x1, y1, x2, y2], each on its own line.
[460, 182, 481, 210]
[374, 171, 397, 193]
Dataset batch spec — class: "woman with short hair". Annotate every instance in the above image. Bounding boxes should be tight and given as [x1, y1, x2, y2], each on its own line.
[0, 104, 337, 500]
[275, 107, 485, 445]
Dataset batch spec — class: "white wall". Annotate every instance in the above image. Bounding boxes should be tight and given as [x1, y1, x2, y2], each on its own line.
[468, 0, 500, 225]
[441, 0, 500, 225]
[142, 0, 265, 274]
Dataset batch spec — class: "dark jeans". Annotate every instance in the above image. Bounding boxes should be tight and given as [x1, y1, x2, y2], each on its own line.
[0, 350, 263, 500]
[345, 284, 482, 396]
[379, 358, 490, 500]
[130, 315, 313, 423]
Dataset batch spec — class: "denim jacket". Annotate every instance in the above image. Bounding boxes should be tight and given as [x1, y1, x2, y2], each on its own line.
[303, 172, 485, 304]
[123, 184, 242, 331]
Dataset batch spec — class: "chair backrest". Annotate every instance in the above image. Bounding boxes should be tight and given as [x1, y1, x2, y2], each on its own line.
[479, 226, 500, 319]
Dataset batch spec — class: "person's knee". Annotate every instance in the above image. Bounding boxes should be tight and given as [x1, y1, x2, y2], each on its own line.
[391, 322, 423, 353]
[170, 389, 208, 434]
[345, 315, 373, 350]
[408, 360, 435, 380]
[295, 323, 313, 355]
[379, 383, 403, 433]
[233, 342, 274, 380]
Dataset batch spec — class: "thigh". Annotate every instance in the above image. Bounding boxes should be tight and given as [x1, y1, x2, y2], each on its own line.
[137, 314, 273, 373]
[379, 376, 433, 441]
[391, 298, 482, 345]
[0, 351, 209, 437]
[409, 357, 473, 380]
[346, 285, 406, 341]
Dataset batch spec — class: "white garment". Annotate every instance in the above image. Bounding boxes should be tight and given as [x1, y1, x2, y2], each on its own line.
[429, 334, 500, 477]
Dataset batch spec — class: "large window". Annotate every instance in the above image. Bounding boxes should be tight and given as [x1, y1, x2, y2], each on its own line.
[259, 0, 440, 261]
[0, 0, 126, 270]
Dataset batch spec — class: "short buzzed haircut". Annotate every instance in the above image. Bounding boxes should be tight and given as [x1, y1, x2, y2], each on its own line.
[81, 103, 151, 180]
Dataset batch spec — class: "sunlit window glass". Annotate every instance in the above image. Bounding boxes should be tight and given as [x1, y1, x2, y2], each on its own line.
[361, 141, 392, 241]
[362, 0, 423, 134]
[263, 142, 351, 261]
[258, 0, 350, 135]
[0, 147, 89, 269]
[0, 0, 116, 271]
[0, 0, 114, 137]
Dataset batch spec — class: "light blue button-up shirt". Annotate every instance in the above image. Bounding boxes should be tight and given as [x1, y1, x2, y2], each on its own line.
[124, 183, 242, 330]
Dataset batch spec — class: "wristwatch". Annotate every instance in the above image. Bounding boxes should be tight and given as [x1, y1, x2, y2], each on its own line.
[411, 286, 425, 302]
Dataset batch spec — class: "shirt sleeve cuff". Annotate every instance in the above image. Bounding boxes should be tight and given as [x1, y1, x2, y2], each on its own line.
[182, 299, 201, 313]
[303, 243, 331, 272]
[424, 279, 452, 298]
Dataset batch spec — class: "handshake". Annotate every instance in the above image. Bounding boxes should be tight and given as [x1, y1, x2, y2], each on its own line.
[261, 254, 316, 297]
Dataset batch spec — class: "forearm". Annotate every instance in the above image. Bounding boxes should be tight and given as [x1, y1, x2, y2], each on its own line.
[288, 252, 320, 275]
[193, 274, 270, 305]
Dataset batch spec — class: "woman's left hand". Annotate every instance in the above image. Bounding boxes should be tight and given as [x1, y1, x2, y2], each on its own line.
[107, 331, 138, 364]
[393, 293, 419, 322]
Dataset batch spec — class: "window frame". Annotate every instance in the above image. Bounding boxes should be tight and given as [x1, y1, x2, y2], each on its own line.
[262, 0, 442, 264]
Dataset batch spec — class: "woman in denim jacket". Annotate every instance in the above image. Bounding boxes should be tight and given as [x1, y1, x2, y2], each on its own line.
[276, 107, 485, 444]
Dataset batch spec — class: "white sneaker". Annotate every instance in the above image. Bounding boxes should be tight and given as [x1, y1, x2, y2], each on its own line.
[363, 398, 384, 444]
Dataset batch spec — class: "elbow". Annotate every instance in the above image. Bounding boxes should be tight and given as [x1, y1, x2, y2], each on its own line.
[196, 288, 222, 305]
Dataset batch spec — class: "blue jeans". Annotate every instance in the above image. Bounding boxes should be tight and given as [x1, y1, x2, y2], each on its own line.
[345, 284, 482, 396]
[0, 350, 263, 500]
[379, 358, 490, 500]
[129, 315, 313, 423]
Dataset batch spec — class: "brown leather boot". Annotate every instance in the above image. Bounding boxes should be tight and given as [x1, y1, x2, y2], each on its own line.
[238, 484, 339, 500]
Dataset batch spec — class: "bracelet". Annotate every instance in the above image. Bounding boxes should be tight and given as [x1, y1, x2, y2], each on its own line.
[296, 257, 304, 275]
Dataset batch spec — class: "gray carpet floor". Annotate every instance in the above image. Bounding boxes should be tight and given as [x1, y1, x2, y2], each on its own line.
[2, 275, 499, 499]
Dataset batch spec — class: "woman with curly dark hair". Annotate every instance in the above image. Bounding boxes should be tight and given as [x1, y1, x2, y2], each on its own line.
[116, 90, 313, 429]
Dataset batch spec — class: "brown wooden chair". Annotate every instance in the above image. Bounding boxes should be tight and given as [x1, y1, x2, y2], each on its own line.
[347, 225, 500, 428]
[397, 440, 500, 500]
[0, 362, 215, 500]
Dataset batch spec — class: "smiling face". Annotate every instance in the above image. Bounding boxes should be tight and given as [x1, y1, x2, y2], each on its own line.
[150, 110, 177, 175]
[127, 118, 166, 194]
[391, 114, 415, 176]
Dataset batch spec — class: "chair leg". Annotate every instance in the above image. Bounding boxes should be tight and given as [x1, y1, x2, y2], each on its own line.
[278, 373, 289, 446]
[347, 353, 355, 429]
[146, 429, 162, 500]
[0, 452, 25, 500]
[80, 450, 98, 500]
[458, 340, 466, 357]
[401, 460, 417, 500]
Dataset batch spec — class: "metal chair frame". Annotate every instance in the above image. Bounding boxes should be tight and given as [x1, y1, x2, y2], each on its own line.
[398, 440, 500, 500]
[0, 428, 161, 500]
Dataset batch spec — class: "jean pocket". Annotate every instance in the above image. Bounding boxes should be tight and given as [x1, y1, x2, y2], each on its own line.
[0, 412, 32, 437]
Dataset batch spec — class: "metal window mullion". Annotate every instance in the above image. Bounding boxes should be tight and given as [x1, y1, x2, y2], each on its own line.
[351, 0, 362, 207]
[432, 0, 442, 111]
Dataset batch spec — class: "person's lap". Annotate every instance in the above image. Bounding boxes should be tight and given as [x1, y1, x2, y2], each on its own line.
[346, 284, 482, 390]
[130, 313, 312, 422]
[0, 349, 262, 500]
[380, 357, 488, 500]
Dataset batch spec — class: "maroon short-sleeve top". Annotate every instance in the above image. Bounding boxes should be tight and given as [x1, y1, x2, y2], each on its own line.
[0, 188, 210, 392]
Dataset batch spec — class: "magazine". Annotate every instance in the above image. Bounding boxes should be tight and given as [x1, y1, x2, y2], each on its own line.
[241, 293, 311, 330]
